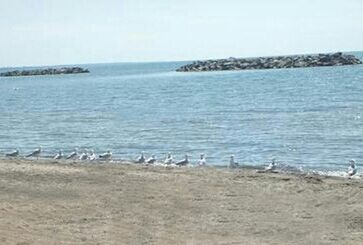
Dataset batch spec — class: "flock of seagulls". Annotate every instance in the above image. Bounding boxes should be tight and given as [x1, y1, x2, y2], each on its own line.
[136, 152, 199, 166]
[2, 147, 360, 177]
[4, 147, 112, 162]
[3, 148, 205, 166]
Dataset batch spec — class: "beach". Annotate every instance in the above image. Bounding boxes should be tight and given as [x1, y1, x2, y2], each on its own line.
[0, 159, 362, 244]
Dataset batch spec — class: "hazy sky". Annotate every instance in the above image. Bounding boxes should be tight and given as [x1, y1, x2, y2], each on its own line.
[1, 0, 362, 67]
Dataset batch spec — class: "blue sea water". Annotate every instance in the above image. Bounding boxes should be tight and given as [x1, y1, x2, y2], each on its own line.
[1, 52, 363, 171]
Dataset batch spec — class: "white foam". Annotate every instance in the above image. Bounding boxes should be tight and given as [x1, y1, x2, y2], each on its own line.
[311, 170, 361, 179]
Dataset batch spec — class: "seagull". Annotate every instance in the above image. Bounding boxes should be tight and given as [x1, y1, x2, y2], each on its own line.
[135, 152, 145, 164]
[66, 148, 78, 160]
[229, 155, 239, 168]
[88, 149, 96, 161]
[53, 150, 63, 160]
[197, 153, 206, 166]
[257, 158, 278, 173]
[164, 152, 173, 165]
[146, 154, 156, 164]
[265, 158, 277, 171]
[26, 146, 41, 159]
[176, 155, 189, 166]
[5, 149, 19, 157]
[347, 159, 357, 177]
[79, 150, 88, 160]
[99, 150, 112, 160]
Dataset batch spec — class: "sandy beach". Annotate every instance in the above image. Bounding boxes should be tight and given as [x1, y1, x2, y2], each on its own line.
[0, 159, 362, 245]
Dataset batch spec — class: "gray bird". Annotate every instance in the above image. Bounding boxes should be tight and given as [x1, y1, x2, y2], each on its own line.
[146, 155, 156, 164]
[348, 159, 357, 177]
[5, 149, 19, 157]
[26, 147, 41, 159]
[176, 155, 189, 166]
[135, 152, 145, 163]
[66, 148, 78, 159]
[164, 152, 173, 165]
[53, 150, 63, 160]
[229, 155, 239, 168]
[99, 150, 112, 160]
[79, 150, 88, 160]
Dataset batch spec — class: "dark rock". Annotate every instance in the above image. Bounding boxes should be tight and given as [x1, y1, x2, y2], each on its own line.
[0, 67, 90, 77]
[176, 52, 362, 72]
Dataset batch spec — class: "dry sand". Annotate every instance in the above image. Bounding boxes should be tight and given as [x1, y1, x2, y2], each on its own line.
[0, 159, 362, 245]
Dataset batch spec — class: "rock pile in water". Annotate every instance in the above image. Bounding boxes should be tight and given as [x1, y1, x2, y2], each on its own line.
[0, 67, 90, 77]
[176, 52, 362, 72]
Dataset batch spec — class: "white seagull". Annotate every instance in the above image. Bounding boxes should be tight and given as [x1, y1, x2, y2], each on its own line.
[176, 155, 189, 166]
[99, 150, 112, 160]
[164, 152, 173, 165]
[53, 150, 63, 160]
[66, 148, 78, 160]
[135, 152, 145, 164]
[229, 155, 239, 168]
[347, 159, 357, 177]
[265, 158, 277, 172]
[257, 158, 278, 173]
[5, 149, 19, 157]
[146, 154, 156, 164]
[79, 150, 88, 160]
[26, 146, 41, 159]
[88, 149, 96, 161]
[197, 153, 206, 166]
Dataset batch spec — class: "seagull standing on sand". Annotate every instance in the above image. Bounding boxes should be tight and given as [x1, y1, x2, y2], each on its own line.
[265, 158, 277, 172]
[26, 146, 41, 159]
[53, 150, 63, 160]
[257, 158, 278, 173]
[347, 159, 357, 177]
[164, 152, 173, 165]
[146, 154, 156, 164]
[79, 150, 88, 160]
[197, 153, 206, 166]
[176, 155, 189, 166]
[99, 150, 112, 160]
[88, 149, 96, 161]
[135, 152, 145, 163]
[229, 155, 239, 168]
[5, 149, 19, 157]
[66, 148, 78, 160]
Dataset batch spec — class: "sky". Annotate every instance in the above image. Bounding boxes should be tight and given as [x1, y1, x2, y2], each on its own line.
[0, 0, 362, 67]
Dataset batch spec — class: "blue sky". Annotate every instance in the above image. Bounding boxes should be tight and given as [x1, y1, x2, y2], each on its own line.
[1, 0, 362, 67]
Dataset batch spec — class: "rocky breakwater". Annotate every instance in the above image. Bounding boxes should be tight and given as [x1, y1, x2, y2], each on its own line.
[0, 67, 90, 77]
[176, 52, 362, 72]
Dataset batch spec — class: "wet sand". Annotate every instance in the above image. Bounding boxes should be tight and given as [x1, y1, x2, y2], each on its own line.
[0, 159, 362, 245]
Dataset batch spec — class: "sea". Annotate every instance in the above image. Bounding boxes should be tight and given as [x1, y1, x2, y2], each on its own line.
[1, 52, 363, 174]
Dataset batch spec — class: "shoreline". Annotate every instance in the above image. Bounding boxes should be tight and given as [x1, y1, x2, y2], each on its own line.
[0, 158, 362, 244]
[0, 156, 360, 179]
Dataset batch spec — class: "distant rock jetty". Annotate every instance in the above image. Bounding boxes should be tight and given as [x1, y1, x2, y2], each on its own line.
[0, 67, 89, 77]
[176, 52, 362, 72]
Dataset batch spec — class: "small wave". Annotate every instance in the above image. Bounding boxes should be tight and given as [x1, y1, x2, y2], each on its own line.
[310, 170, 361, 179]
